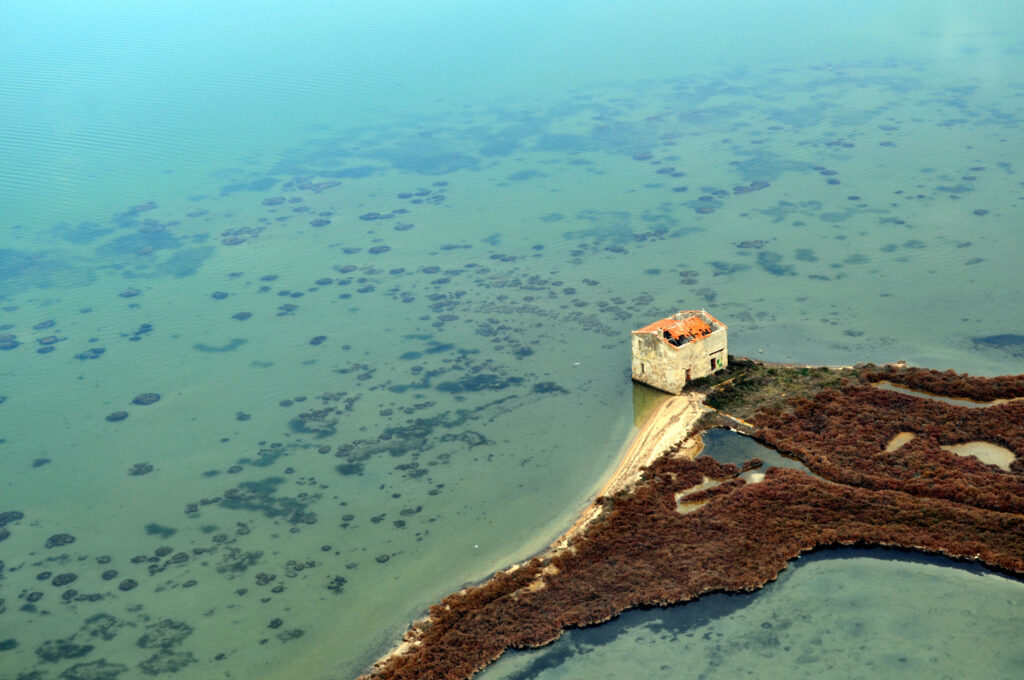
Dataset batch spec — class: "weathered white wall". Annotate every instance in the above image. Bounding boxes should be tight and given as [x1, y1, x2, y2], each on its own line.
[631, 326, 727, 394]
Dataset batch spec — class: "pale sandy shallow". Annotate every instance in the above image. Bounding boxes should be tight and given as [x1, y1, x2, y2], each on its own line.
[885, 432, 1016, 471]
[885, 431, 917, 452]
[941, 442, 1016, 471]
[365, 392, 709, 676]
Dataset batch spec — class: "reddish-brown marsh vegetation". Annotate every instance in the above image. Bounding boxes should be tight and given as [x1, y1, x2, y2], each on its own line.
[861, 364, 1024, 402]
[363, 364, 1024, 680]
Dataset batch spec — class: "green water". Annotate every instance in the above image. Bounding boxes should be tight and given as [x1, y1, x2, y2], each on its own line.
[1, 2, 1023, 679]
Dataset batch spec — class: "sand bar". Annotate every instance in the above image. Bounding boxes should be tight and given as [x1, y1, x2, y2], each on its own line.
[365, 391, 708, 676]
[552, 392, 706, 550]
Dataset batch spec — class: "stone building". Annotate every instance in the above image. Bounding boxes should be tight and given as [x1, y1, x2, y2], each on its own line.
[631, 310, 728, 394]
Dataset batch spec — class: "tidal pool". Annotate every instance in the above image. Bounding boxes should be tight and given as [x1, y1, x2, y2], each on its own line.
[699, 427, 816, 480]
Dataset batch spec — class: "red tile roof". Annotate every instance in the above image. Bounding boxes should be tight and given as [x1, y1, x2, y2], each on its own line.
[633, 313, 717, 343]
[634, 318, 685, 335]
[677, 315, 712, 339]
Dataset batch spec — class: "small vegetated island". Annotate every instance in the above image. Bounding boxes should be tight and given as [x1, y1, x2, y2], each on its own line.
[363, 325, 1024, 679]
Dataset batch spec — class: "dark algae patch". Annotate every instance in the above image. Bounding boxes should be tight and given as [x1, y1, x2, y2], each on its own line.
[972, 334, 1024, 358]
[363, 362, 1024, 680]
[35, 638, 94, 663]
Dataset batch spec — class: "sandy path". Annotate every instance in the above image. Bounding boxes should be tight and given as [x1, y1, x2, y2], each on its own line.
[364, 391, 709, 677]
[551, 392, 707, 550]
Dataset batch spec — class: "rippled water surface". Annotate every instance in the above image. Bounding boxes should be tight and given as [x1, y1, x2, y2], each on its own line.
[1, 2, 1023, 679]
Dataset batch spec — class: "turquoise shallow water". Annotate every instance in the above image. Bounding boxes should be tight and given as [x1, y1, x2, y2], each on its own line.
[1, 2, 1023, 679]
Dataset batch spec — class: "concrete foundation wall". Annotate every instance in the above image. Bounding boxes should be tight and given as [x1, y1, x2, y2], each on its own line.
[631, 328, 728, 394]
